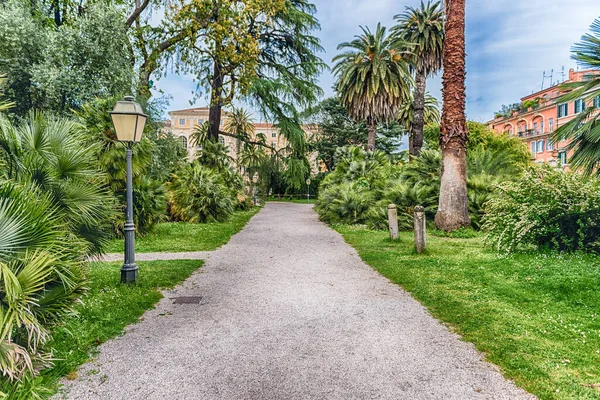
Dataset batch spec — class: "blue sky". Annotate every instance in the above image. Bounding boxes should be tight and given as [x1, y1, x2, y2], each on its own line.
[153, 0, 600, 123]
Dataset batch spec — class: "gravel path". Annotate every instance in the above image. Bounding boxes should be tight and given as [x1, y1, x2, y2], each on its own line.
[57, 202, 533, 400]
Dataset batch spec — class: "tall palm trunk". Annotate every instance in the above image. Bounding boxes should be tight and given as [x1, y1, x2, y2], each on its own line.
[367, 119, 376, 151]
[410, 68, 427, 156]
[435, 0, 470, 231]
[208, 60, 224, 143]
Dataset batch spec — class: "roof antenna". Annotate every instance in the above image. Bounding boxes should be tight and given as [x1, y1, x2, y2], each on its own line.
[561, 66, 566, 82]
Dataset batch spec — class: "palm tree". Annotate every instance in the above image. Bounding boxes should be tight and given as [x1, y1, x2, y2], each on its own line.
[223, 107, 256, 171]
[332, 23, 413, 151]
[434, 0, 470, 231]
[553, 18, 600, 176]
[393, 1, 444, 156]
[397, 92, 441, 136]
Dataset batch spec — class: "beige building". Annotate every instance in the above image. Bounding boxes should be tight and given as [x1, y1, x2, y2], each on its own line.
[163, 107, 322, 174]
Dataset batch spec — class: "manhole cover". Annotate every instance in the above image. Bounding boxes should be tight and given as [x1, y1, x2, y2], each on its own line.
[172, 296, 202, 304]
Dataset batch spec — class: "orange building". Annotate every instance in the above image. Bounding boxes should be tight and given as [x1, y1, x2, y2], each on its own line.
[487, 68, 600, 167]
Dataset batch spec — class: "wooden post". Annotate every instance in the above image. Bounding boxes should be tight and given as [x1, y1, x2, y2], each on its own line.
[388, 204, 399, 240]
[414, 205, 426, 253]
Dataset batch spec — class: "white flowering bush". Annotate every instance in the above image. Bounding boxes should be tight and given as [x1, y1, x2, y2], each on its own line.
[482, 164, 600, 252]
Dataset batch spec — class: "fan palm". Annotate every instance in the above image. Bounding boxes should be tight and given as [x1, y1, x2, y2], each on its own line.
[393, 1, 444, 156]
[332, 23, 413, 151]
[435, 0, 470, 231]
[169, 162, 237, 223]
[553, 18, 600, 176]
[0, 181, 86, 384]
[0, 112, 115, 254]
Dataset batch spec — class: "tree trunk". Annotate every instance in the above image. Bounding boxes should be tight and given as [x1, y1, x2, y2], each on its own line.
[410, 68, 427, 156]
[208, 60, 224, 142]
[367, 120, 376, 151]
[53, 0, 61, 26]
[435, 0, 470, 231]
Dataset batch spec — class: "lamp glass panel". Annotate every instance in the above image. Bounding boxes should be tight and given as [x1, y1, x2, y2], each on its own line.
[111, 113, 137, 142]
[134, 115, 147, 142]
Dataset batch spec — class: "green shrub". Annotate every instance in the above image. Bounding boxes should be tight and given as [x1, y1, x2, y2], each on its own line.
[0, 112, 115, 255]
[78, 97, 175, 236]
[482, 165, 600, 252]
[0, 181, 86, 394]
[170, 162, 237, 223]
[317, 182, 374, 225]
[316, 143, 526, 231]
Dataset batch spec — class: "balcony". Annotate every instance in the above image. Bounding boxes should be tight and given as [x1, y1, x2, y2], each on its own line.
[516, 129, 547, 138]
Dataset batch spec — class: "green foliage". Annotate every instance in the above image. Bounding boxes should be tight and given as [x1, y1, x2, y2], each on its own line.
[145, 130, 187, 183]
[392, 0, 444, 76]
[307, 97, 405, 170]
[315, 146, 395, 225]
[111, 177, 168, 236]
[552, 19, 600, 176]
[170, 162, 237, 223]
[77, 97, 170, 236]
[0, 1, 133, 116]
[522, 99, 539, 110]
[424, 121, 531, 168]
[494, 103, 521, 118]
[0, 112, 115, 254]
[332, 23, 413, 128]
[483, 164, 600, 252]
[0, 75, 13, 112]
[317, 135, 527, 231]
[396, 92, 441, 131]
[0, 181, 87, 393]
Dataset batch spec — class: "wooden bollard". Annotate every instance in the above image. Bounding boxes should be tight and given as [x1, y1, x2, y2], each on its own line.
[414, 205, 426, 253]
[388, 204, 399, 240]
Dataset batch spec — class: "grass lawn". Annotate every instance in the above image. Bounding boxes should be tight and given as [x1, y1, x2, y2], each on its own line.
[2, 260, 204, 399]
[335, 226, 600, 400]
[107, 208, 259, 253]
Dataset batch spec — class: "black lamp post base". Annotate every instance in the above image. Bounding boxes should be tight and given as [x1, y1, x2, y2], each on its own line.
[121, 264, 138, 283]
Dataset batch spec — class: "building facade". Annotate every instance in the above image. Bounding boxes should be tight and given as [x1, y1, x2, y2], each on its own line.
[487, 68, 600, 166]
[163, 107, 321, 174]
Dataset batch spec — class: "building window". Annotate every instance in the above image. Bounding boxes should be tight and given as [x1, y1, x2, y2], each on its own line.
[218, 136, 225, 145]
[198, 119, 204, 125]
[533, 122, 538, 134]
[179, 118, 186, 126]
[219, 120, 223, 126]
[536, 140, 544, 153]
[271, 133, 277, 138]
[575, 99, 585, 113]
[558, 151, 567, 165]
[271, 141, 277, 148]
[179, 136, 188, 149]
[549, 118, 554, 132]
[594, 95, 600, 108]
[558, 103, 568, 118]
[530, 142, 536, 155]
[547, 139, 554, 151]
[540, 121, 544, 133]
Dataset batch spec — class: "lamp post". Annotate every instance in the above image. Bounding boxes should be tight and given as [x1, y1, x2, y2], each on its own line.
[110, 96, 147, 283]
[306, 178, 311, 203]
